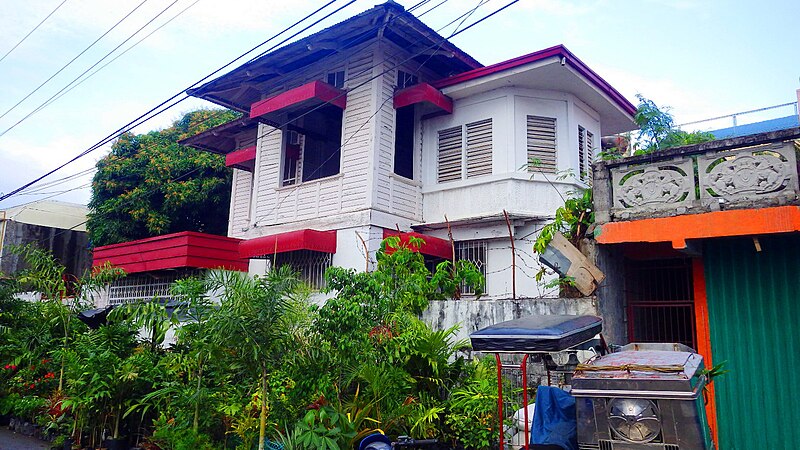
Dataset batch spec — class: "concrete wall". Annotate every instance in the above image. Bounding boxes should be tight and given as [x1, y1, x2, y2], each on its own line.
[0, 221, 90, 277]
[422, 296, 597, 345]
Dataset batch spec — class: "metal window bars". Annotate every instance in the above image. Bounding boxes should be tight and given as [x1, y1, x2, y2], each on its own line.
[455, 240, 487, 295]
[269, 250, 332, 290]
[107, 269, 202, 305]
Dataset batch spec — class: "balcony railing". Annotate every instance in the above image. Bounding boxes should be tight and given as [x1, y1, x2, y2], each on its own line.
[594, 127, 800, 223]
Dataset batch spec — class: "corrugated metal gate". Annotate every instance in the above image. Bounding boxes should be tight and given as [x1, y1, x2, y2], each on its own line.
[704, 234, 800, 449]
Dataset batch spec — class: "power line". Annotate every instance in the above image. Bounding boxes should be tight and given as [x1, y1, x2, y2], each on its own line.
[0, 0, 355, 204]
[15, 0, 204, 129]
[0, 0, 151, 122]
[0, 0, 70, 64]
[0, 0, 186, 138]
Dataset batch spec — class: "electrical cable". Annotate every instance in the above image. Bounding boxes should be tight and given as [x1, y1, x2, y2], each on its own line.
[0, 0, 186, 138]
[0, 0, 151, 122]
[18, 0, 520, 245]
[0, 0, 355, 204]
[0, 0, 70, 64]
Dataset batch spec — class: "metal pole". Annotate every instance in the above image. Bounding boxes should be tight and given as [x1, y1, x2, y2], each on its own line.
[521, 354, 530, 450]
[496, 353, 504, 450]
[503, 210, 516, 300]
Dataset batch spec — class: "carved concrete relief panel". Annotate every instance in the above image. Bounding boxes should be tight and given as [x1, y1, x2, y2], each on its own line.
[698, 142, 799, 206]
[610, 157, 695, 217]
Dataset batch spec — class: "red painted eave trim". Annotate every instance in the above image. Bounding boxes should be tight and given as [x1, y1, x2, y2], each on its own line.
[432, 45, 636, 117]
[249, 80, 346, 119]
[239, 229, 337, 258]
[393, 83, 453, 114]
[92, 231, 247, 273]
[225, 145, 256, 171]
[382, 229, 453, 260]
[596, 206, 800, 248]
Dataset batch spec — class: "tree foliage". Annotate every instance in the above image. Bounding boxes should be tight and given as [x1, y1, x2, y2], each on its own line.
[633, 94, 715, 154]
[87, 109, 240, 246]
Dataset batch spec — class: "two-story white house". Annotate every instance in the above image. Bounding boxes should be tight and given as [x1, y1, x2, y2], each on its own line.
[173, 1, 636, 301]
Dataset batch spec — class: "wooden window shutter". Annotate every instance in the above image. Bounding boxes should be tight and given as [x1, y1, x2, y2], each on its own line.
[526, 116, 557, 173]
[585, 130, 594, 184]
[578, 125, 586, 181]
[437, 126, 463, 182]
[465, 118, 493, 178]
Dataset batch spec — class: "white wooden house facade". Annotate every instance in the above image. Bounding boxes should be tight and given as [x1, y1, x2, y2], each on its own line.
[180, 2, 637, 300]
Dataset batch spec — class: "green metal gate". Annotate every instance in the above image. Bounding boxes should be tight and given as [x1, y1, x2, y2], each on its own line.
[704, 234, 800, 449]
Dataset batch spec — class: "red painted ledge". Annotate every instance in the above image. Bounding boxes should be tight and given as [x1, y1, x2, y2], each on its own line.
[393, 83, 453, 114]
[92, 231, 248, 273]
[250, 80, 346, 119]
[239, 229, 337, 258]
[382, 229, 453, 260]
[225, 145, 256, 171]
[595, 206, 800, 249]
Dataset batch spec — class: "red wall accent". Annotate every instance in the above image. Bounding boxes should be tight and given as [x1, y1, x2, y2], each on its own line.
[382, 229, 453, 260]
[92, 231, 247, 273]
[432, 44, 636, 116]
[225, 145, 257, 171]
[238, 229, 337, 258]
[249, 80, 347, 119]
[393, 83, 453, 114]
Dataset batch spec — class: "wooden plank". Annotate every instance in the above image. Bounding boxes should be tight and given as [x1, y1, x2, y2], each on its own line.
[546, 231, 605, 296]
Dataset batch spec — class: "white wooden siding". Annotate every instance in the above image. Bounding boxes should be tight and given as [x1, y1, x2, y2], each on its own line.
[228, 169, 252, 237]
[247, 47, 375, 229]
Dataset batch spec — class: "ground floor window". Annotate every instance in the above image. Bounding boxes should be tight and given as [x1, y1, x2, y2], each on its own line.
[268, 250, 332, 290]
[107, 269, 202, 305]
[455, 240, 488, 295]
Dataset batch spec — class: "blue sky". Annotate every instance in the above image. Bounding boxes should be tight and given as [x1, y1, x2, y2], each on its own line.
[0, 0, 798, 208]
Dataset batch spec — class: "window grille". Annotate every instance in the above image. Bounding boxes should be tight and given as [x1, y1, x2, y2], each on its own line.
[526, 115, 557, 173]
[465, 118, 493, 178]
[107, 269, 201, 305]
[437, 126, 463, 182]
[269, 250, 332, 290]
[455, 240, 487, 295]
[397, 70, 419, 89]
[326, 70, 345, 88]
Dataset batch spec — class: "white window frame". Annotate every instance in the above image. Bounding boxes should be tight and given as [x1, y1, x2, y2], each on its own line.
[455, 240, 488, 295]
[436, 118, 493, 183]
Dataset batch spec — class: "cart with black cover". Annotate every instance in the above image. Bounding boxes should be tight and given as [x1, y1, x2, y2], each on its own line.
[469, 314, 603, 450]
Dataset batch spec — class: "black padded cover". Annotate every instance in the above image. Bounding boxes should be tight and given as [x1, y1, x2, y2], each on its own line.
[469, 315, 602, 352]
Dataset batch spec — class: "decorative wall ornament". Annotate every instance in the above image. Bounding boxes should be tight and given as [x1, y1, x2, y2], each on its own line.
[702, 152, 791, 197]
[610, 157, 695, 215]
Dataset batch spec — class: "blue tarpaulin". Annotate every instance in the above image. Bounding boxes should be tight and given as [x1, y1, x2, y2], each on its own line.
[530, 385, 577, 450]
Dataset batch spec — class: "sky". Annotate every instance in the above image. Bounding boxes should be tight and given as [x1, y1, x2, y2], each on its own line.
[0, 0, 798, 209]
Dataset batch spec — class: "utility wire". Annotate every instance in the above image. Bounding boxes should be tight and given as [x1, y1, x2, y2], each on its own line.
[4, 0, 442, 204]
[0, 0, 151, 122]
[0, 0, 355, 204]
[16, 0, 203, 129]
[0, 0, 185, 138]
[14, 0, 516, 241]
[0, 0, 70, 64]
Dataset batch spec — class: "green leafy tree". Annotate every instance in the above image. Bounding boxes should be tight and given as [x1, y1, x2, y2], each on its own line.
[88, 109, 239, 246]
[634, 94, 715, 154]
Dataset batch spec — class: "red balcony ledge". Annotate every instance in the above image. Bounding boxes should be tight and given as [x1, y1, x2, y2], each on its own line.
[225, 145, 256, 171]
[393, 83, 453, 116]
[92, 231, 248, 274]
[239, 229, 337, 258]
[250, 80, 346, 120]
[382, 229, 453, 260]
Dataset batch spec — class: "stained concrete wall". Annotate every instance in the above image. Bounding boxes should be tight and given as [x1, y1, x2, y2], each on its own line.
[0, 221, 90, 278]
[422, 296, 597, 345]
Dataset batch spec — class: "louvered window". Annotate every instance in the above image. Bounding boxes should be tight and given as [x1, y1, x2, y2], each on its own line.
[465, 118, 493, 178]
[437, 126, 463, 182]
[526, 116, 557, 173]
[437, 119, 493, 183]
[577, 126, 594, 183]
